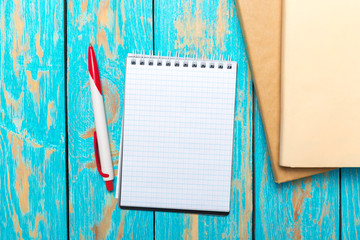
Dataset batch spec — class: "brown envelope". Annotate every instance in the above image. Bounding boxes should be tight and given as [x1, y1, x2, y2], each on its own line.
[234, 0, 332, 183]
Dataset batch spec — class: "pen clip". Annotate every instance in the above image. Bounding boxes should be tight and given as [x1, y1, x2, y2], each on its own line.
[94, 131, 109, 178]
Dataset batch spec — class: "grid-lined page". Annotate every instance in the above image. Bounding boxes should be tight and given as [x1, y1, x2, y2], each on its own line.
[120, 54, 237, 213]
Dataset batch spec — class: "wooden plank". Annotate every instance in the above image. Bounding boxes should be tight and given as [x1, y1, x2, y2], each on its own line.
[254, 97, 340, 239]
[67, 0, 154, 239]
[341, 169, 360, 239]
[0, 0, 67, 238]
[154, 0, 253, 239]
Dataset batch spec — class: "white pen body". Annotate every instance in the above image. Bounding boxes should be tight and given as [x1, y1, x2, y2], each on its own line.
[89, 75, 114, 181]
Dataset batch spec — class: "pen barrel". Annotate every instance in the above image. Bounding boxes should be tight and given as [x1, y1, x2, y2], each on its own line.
[89, 76, 114, 181]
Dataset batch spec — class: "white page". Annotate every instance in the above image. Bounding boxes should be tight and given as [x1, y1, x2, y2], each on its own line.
[120, 54, 237, 213]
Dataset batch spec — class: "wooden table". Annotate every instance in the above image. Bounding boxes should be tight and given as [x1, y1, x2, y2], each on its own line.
[0, 0, 355, 239]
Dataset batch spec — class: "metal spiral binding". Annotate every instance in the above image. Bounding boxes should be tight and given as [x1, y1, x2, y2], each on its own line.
[129, 51, 234, 69]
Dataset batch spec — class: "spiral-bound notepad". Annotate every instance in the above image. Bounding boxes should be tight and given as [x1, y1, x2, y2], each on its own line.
[118, 54, 237, 213]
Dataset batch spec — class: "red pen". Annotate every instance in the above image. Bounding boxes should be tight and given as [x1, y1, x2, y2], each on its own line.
[88, 45, 114, 191]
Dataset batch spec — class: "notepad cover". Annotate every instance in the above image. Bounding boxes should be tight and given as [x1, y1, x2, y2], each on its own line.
[235, 0, 332, 180]
[119, 55, 237, 213]
[280, 0, 360, 167]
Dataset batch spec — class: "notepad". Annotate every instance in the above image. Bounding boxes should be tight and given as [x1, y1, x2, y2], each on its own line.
[117, 54, 237, 213]
[280, 0, 360, 167]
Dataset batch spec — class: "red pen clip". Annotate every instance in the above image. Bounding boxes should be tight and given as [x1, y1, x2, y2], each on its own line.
[94, 131, 109, 178]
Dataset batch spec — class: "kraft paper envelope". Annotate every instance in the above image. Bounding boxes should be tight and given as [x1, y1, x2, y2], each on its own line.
[280, 0, 360, 167]
[234, 0, 332, 182]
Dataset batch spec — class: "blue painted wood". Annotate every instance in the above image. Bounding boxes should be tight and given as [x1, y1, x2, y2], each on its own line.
[341, 169, 360, 240]
[67, 0, 154, 239]
[1, 0, 356, 239]
[154, 0, 253, 239]
[254, 96, 340, 239]
[0, 0, 67, 238]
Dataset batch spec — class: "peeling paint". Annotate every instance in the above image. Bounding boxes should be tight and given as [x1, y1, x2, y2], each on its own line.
[235, 69, 251, 122]
[215, 0, 230, 51]
[13, 118, 24, 130]
[68, 0, 74, 16]
[7, 166, 23, 240]
[81, 0, 89, 13]
[82, 160, 97, 171]
[174, 0, 213, 56]
[28, 139, 42, 148]
[96, 0, 116, 58]
[97, 28, 115, 59]
[47, 101, 55, 129]
[35, 9, 44, 67]
[35, 31, 44, 64]
[23, 55, 30, 68]
[45, 148, 57, 161]
[109, 139, 119, 158]
[79, 232, 85, 240]
[12, 0, 28, 77]
[29, 214, 46, 240]
[3, 83, 24, 110]
[8, 132, 31, 214]
[81, 126, 95, 139]
[239, 66, 252, 239]
[140, 16, 145, 32]
[120, 0, 126, 44]
[116, 210, 127, 240]
[115, 0, 125, 47]
[91, 196, 117, 240]
[183, 215, 198, 240]
[258, 151, 269, 237]
[318, 205, 329, 227]
[191, 215, 199, 240]
[69, 202, 74, 214]
[25, 70, 40, 104]
[75, 0, 91, 31]
[98, 0, 113, 29]
[291, 179, 313, 239]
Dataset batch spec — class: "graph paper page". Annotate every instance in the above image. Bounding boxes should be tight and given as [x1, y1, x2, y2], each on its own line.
[120, 55, 237, 213]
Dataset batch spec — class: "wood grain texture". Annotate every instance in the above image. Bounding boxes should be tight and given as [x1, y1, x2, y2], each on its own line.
[0, 0, 66, 239]
[2, 0, 356, 239]
[154, 0, 253, 239]
[254, 97, 340, 239]
[67, 0, 154, 239]
[341, 169, 360, 240]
